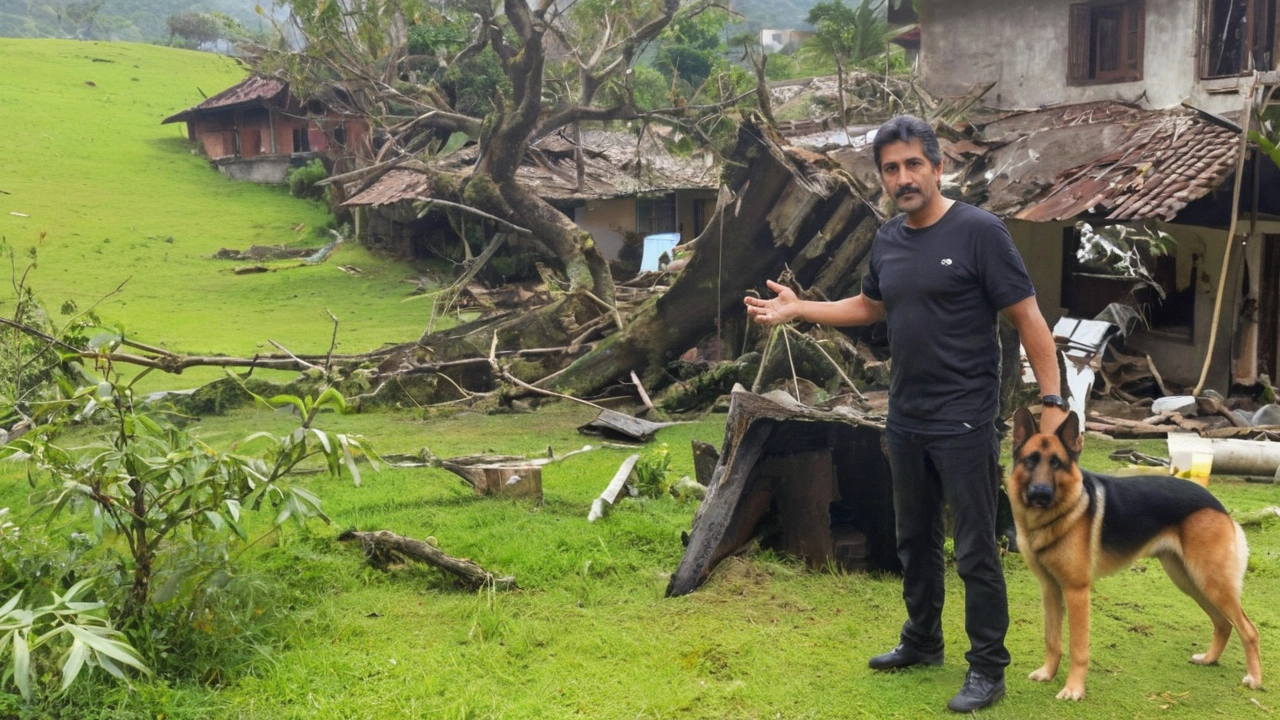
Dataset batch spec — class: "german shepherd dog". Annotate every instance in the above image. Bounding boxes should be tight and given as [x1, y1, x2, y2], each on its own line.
[1008, 408, 1262, 700]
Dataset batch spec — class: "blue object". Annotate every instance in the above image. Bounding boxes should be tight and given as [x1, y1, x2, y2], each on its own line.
[639, 233, 681, 272]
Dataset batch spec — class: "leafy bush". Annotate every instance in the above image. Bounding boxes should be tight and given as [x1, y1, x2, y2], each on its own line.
[633, 443, 673, 498]
[0, 579, 149, 703]
[287, 158, 328, 201]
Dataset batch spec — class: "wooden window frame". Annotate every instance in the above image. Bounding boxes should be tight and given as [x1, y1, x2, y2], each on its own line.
[1199, 0, 1277, 79]
[636, 194, 677, 237]
[1067, 0, 1146, 85]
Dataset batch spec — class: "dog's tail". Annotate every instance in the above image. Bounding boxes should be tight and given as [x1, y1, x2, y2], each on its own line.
[1234, 521, 1251, 595]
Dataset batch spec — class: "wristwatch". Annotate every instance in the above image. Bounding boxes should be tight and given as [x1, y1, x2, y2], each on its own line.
[1041, 394, 1069, 411]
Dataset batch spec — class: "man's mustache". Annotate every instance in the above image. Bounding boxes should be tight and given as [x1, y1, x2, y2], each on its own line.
[895, 185, 921, 198]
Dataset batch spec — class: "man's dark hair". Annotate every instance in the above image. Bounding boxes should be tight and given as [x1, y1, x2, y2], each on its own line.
[872, 115, 943, 170]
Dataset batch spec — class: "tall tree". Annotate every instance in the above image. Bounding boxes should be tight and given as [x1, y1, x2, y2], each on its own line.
[801, 0, 890, 131]
[262, 0, 746, 307]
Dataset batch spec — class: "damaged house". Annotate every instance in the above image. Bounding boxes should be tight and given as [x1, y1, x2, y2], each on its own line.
[342, 128, 720, 269]
[162, 75, 371, 184]
[799, 0, 1280, 393]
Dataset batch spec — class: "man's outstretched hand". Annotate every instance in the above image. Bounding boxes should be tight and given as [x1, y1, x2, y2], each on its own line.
[744, 280, 801, 326]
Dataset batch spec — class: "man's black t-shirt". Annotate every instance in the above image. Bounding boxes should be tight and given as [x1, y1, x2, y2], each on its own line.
[861, 202, 1034, 434]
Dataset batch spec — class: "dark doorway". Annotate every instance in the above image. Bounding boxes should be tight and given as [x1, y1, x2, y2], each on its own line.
[1259, 235, 1280, 380]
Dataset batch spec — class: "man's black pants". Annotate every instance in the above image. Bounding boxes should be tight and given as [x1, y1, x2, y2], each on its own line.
[883, 422, 1010, 675]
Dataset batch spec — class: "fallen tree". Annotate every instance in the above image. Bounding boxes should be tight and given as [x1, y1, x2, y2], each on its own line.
[548, 118, 882, 397]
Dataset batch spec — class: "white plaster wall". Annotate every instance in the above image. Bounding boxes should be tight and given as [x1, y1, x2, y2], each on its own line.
[575, 199, 636, 261]
[919, 0, 1254, 115]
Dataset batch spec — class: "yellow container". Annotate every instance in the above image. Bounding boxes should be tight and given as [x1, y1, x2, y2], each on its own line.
[1187, 452, 1213, 486]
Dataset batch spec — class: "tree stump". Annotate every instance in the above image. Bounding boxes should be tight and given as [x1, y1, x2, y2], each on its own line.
[666, 386, 899, 597]
[441, 459, 543, 501]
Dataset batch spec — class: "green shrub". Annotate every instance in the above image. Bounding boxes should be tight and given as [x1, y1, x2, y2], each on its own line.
[633, 443, 673, 498]
[287, 158, 328, 201]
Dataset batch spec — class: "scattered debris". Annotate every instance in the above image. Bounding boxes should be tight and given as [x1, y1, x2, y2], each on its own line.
[232, 265, 270, 275]
[1108, 448, 1170, 467]
[588, 454, 640, 522]
[578, 408, 683, 443]
[337, 529, 516, 590]
[214, 245, 315, 261]
[8, 212, 28, 217]
[337, 265, 362, 275]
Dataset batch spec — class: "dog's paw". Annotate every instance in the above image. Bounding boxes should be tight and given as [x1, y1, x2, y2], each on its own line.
[1243, 674, 1262, 689]
[1190, 652, 1217, 665]
[1056, 684, 1085, 701]
[1028, 666, 1057, 683]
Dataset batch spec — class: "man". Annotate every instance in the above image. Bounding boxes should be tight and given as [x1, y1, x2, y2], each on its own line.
[744, 115, 1067, 713]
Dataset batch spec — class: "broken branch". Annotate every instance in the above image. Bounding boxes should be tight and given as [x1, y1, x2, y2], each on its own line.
[337, 529, 516, 590]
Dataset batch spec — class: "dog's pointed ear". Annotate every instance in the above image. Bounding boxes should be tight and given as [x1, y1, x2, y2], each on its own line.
[1055, 411, 1083, 459]
[1011, 407, 1037, 453]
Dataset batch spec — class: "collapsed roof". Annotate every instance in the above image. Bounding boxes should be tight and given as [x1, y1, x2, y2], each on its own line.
[785, 100, 1245, 225]
[343, 128, 719, 208]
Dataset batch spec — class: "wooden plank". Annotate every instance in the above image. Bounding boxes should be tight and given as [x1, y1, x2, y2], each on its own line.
[579, 408, 681, 442]
[588, 454, 640, 522]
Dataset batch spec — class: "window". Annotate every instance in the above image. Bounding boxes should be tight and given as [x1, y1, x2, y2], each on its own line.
[1201, 0, 1276, 78]
[291, 126, 310, 154]
[636, 194, 677, 236]
[1068, 1, 1145, 84]
[333, 122, 347, 146]
[1060, 224, 1192, 339]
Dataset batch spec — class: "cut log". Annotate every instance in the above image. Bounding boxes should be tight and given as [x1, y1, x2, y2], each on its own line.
[666, 386, 898, 597]
[337, 529, 517, 590]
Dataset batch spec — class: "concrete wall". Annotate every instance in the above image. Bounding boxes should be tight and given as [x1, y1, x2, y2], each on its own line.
[575, 199, 636, 261]
[212, 156, 295, 184]
[919, 0, 1264, 115]
[1008, 216, 1241, 389]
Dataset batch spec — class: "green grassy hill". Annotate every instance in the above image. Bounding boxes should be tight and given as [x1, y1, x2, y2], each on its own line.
[0, 39, 430, 389]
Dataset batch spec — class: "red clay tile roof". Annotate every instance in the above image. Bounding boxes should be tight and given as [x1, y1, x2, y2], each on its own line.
[1013, 112, 1239, 222]
[162, 76, 289, 124]
[344, 169, 435, 208]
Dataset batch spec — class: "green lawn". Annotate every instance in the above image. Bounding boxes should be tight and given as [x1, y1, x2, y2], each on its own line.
[0, 39, 433, 391]
[1, 404, 1274, 719]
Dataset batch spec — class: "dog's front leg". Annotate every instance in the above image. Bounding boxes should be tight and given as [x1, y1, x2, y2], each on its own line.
[1030, 577, 1063, 682]
[1057, 585, 1090, 700]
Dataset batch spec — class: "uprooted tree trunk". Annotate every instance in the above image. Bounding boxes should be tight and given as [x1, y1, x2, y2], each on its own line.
[338, 529, 517, 590]
[548, 119, 882, 397]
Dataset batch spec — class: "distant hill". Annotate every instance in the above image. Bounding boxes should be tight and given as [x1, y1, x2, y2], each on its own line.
[0, 0, 269, 43]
